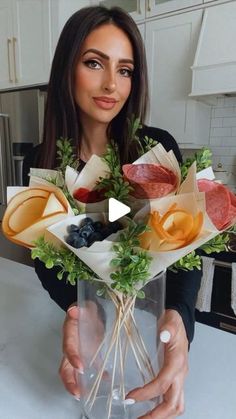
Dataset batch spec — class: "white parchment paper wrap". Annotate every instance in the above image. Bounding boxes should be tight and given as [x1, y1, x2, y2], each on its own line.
[65, 156, 109, 213]
[48, 193, 220, 287]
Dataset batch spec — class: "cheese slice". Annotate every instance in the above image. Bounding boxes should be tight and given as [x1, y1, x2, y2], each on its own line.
[8, 196, 47, 233]
[13, 212, 68, 248]
[2, 189, 49, 236]
[42, 193, 65, 217]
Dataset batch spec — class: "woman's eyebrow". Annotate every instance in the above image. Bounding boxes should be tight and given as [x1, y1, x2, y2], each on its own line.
[82, 48, 134, 65]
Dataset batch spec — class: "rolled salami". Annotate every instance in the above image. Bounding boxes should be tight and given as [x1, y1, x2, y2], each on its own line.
[197, 179, 236, 230]
[122, 163, 177, 199]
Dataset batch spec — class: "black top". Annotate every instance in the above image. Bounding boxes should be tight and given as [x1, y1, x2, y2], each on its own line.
[23, 126, 201, 343]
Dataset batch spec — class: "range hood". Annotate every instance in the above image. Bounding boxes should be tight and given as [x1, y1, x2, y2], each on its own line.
[189, 1, 236, 104]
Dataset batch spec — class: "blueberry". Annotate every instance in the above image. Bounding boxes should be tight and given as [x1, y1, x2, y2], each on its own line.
[80, 217, 93, 228]
[92, 221, 104, 232]
[87, 231, 103, 247]
[109, 221, 122, 233]
[72, 236, 87, 249]
[65, 232, 80, 246]
[79, 223, 95, 239]
[73, 237, 88, 249]
[67, 224, 80, 233]
[101, 225, 113, 239]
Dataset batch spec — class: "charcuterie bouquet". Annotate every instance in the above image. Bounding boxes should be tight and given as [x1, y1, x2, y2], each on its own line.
[2, 118, 236, 418]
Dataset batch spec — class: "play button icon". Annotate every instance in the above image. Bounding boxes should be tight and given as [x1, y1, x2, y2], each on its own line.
[108, 198, 131, 222]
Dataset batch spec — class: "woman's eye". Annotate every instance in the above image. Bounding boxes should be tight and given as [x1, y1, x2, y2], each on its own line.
[119, 68, 133, 78]
[84, 60, 102, 69]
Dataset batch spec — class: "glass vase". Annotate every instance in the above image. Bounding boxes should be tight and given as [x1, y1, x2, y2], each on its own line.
[77, 272, 166, 419]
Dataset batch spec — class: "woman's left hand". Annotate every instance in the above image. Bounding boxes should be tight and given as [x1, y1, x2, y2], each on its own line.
[126, 309, 189, 419]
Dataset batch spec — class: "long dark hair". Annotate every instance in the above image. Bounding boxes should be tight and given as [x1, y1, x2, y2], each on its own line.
[40, 6, 149, 168]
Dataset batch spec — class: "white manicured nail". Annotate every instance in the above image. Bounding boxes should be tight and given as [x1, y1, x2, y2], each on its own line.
[67, 305, 77, 314]
[77, 368, 84, 375]
[160, 330, 171, 343]
[123, 398, 135, 406]
[74, 395, 80, 401]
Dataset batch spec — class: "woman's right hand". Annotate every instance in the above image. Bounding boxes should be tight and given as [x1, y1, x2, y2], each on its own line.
[59, 305, 81, 398]
[59, 302, 105, 399]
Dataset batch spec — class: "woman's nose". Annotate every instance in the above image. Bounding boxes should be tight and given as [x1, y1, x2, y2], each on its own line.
[102, 70, 116, 93]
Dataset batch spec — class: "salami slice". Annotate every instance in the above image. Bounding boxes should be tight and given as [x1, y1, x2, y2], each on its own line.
[73, 187, 106, 203]
[229, 190, 236, 207]
[122, 164, 177, 199]
[197, 179, 216, 193]
[221, 191, 236, 230]
[197, 179, 236, 230]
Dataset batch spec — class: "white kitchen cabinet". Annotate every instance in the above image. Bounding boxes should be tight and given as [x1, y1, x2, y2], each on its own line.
[98, 0, 145, 21]
[98, 0, 204, 20]
[137, 22, 145, 40]
[0, 1, 14, 89]
[145, 9, 211, 145]
[146, 0, 203, 17]
[0, 0, 51, 90]
[202, 0, 231, 4]
[50, 0, 92, 56]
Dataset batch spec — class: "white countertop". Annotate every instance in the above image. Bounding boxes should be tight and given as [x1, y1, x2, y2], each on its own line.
[0, 256, 236, 419]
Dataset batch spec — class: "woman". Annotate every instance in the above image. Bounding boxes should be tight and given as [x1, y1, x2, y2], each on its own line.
[23, 6, 201, 418]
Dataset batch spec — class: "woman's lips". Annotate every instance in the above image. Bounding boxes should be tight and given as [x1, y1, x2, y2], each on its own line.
[93, 97, 117, 110]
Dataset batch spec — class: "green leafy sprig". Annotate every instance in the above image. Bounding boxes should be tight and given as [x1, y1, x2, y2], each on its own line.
[45, 175, 80, 215]
[96, 116, 158, 203]
[32, 237, 96, 285]
[200, 233, 229, 254]
[127, 114, 142, 144]
[169, 232, 230, 272]
[110, 221, 152, 297]
[52, 138, 80, 215]
[181, 147, 212, 181]
[33, 138, 81, 215]
[56, 137, 79, 175]
[127, 115, 158, 155]
[63, 188, 81, 215]
[226, 224, 236, 234]
[96, 140, 133, 203]
[169, 251, 202, 273]
[142, 135, 158, 152]
[170, 232, 230, 273]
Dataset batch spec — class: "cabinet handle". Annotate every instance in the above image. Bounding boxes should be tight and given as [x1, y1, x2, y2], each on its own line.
[12, 37, 18, 83]
[147, 0, 151, 12]
[137, 0, 141, 14]
[7, 38, 13, 82]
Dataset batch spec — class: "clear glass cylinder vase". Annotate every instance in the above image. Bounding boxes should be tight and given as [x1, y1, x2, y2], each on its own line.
[77, 272, 166, 419]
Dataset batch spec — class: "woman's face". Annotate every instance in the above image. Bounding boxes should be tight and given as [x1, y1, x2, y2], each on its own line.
[74, 23, 134, 126]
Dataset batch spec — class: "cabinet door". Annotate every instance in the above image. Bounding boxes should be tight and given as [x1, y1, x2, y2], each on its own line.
[0, 0, 14, 89]
[50, 0, 92, 58]
[145, 10, 209, 144]
[137, 22, 145, 40]
[99, 0, 145, 21]
[146, 0, 203, 17]
[12, 0, 51, 86]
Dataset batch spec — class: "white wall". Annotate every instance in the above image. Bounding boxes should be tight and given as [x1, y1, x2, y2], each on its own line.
[209, 96, 236, 190]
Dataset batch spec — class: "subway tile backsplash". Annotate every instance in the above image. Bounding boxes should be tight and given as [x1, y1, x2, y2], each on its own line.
[181, 97, 236, 192]
[209, 96, 236, 191]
